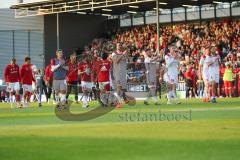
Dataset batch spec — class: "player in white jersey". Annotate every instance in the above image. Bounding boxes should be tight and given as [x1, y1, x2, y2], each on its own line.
[207, 47, 220, 103]
[112, 43, 128, 108]
[164, 45, 181, 105]
[199, 47, 211, 102]
[144, 49, 160, 105]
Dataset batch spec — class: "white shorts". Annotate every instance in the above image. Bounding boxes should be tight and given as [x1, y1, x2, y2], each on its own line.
[7, 82, 20, 92]
[32, 82, 37, 91]
[202, 72, 209, 82]
[209, 73, 219, 83]
[81, 81, 93, 91]
[22, 84, 33, 93]
[164, 74, 178, 85]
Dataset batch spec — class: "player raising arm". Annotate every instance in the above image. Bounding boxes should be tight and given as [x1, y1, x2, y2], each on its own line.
[144, 49, 159, 105]
[207, 47, 220, 103]
[164, 45, 181, 105]
[51, 49, 69, 107]
[112, 43, 129, 108]
[78, 55, 93, 108]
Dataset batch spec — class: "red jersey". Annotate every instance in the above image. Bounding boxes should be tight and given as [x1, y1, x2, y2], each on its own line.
[78, 62, 92, 82]
[20, 64, 35, 85]
[4, 64, 20, 83]
[237, 68, 240, 81]
[44, 64, 53, 81]
[1, 91, 5, 97]
[67, 61, 78, 82]
[92, 57, 100, 83]
[97, 59, 111, 82]
[184, 68, 192, 80]
[220, 66, 225, 78]
[191, 70, 197, 86]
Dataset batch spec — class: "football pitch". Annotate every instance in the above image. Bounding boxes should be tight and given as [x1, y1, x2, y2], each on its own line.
[0, 98, 240, 160]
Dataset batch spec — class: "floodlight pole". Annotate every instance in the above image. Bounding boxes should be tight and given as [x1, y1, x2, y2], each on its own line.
[57, 13, 60, 50]
[156, 0, 160, 55]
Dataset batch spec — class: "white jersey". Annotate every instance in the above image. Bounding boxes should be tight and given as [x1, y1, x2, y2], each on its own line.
[165, 54, 179, 76]
[200, 55, 211, 75]
[144, 56, 151, 63]
[208, 55, 220, 74]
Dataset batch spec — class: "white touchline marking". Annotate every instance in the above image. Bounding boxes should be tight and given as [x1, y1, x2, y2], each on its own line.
[167, 107, 240, 112]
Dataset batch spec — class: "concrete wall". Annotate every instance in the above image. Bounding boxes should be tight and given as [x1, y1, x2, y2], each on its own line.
[44, 13, 107, 65]
[0, 9, 44, 79]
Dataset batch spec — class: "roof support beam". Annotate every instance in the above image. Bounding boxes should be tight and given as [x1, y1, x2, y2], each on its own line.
[170, 9, 173, 26]
[156, 0, 160, 55]
[184, 7, 187, 22]
[199, 5, 202, 25]
[57, 13, 60, 50]
[214, 4, 217, 20]
[229, 1, 232, 18]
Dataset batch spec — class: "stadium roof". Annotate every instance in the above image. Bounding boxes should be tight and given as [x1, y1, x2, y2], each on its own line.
[10, 0, 233, 17]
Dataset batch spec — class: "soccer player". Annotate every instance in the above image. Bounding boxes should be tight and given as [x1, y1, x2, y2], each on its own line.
[164, 45, 181, 105]
[97, 52, 111, 107]
[45, 59, 55, 104]
[207, 47, 220, 103]
[112, 43, 128, 108]
[199, 47, 211, 102]
[51, 49, 69, 107]
[20, 57, 35, 107]
[4, 58, 21, 108]
[66, 53, 79, 103]
[35, 69, 47, 107]
[78, 55, 93, 108]
[144, 49, 159, 105]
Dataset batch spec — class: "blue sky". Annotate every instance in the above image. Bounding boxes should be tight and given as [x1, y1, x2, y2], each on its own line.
[0, 0, 39, 8]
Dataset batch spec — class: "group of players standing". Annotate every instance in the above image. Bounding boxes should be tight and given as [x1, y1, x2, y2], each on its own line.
[4, 43, 134, 108]
[4, 42, 222, 109]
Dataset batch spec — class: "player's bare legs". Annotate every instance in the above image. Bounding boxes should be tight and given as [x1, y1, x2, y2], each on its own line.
[114, 84, 124, 108]
[82, 89, 89, 108]
[211, 81, 218, 103]
[167, 83, 173, 105]
[60, 90, 67, 106]
[99, 89, 108, 107]
[172, 83, 180, 104]
[144, 85, 158, 105]
[7, 88, 20, 108]
[15, 89, 21, 108]
[203, 80, 210, 102]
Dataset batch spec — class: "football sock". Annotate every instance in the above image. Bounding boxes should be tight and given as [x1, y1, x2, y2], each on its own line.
[61, 94, 66, 103]
[15, 94, 20, 103]
[153, 96, 158, 103]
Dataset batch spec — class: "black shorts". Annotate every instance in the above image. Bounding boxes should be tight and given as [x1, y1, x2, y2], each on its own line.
[186, 79, 193, 88]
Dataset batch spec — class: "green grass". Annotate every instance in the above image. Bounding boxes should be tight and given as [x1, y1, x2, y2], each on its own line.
[0, 98, 240, 160]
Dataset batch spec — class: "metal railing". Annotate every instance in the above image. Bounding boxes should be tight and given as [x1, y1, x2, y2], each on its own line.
[13, 0, 155, 18]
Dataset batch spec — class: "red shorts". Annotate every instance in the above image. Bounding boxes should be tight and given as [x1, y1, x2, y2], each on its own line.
[224, 81, 232, 88]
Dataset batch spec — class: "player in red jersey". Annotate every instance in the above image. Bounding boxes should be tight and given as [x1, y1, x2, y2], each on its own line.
[78, 55, 93, 108]
[4, 58, 21, 108]
[97, 53, 111, 107]
[66, 53, 79, 103]
[91, 51, 101, 101]
[44, 59, 55, 104]
[20, 57, 35, 107]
